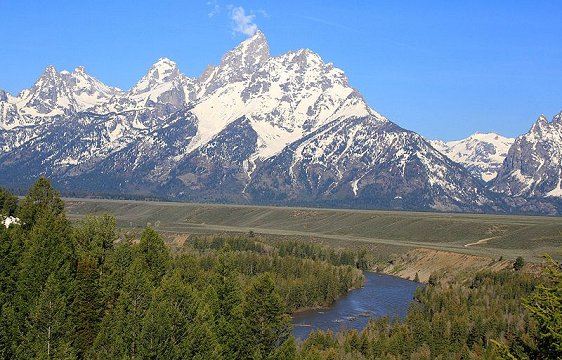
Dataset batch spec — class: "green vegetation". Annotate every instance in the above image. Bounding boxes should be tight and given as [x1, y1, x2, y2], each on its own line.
[0, 178, 362, 359]
[65, 197, 562, 262]
[513, 256, 525, 271]
[1, 178, 561, 359]
[0, 188, 17, 217]
[518, 256, 562, 359]
[298, 268, 559, 359]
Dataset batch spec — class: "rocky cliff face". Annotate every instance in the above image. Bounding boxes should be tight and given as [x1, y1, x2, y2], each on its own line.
[492, 113, 562, 199]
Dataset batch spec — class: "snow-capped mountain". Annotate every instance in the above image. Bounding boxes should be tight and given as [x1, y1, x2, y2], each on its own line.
[189, 32, 373, 162]
[246, 117, 492, 211]
[431, 133, 514, 182]
[492, 112, 562, 199]
[0, 65, 121, 130]
[95, 58, 196, 118]
[0, 31, 557, 213]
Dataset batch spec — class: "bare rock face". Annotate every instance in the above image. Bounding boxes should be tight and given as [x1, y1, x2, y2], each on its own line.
[492, 112, 562, 199]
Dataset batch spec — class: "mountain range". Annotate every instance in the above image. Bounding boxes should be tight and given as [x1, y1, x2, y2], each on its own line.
[1, 31, 561, 214]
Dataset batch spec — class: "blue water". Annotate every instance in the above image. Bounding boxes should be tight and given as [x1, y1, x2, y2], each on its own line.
[291, 272, 422, 340]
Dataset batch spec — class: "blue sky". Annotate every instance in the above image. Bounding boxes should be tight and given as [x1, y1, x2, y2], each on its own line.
[1, 1, 561, 140]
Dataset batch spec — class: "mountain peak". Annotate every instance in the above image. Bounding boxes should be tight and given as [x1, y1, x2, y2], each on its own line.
[130, 58, 182, 95]
[41, 65, 59, 79]
[552, 110, 562, 124]
[291, 48, 324, 67]
[152, 57, 177, 69]
[246, 30, 266, 45]
[220, 30, 270, 71]
[147, 58, 179, 80]
[73, 66, 86, 74]
[469, 132, 511, 142]
[531, 114, 549, 132]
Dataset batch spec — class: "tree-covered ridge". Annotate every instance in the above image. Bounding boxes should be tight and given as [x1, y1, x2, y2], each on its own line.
[0, 178, 362, 359]
[186, 236, 366, 311]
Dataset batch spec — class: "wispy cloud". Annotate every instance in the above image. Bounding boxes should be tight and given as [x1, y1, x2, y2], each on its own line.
[230, 6, 258, 36]
[300, 15, 353, 32]
[207, 0, 220, 17]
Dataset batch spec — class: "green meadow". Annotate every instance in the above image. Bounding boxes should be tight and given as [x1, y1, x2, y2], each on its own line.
[64, 198, 562, 262]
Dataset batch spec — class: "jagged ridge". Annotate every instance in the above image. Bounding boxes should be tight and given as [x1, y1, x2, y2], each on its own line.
[1, 31, 559, 213]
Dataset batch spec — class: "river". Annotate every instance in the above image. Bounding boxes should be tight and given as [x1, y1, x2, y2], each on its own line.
[291, 272, 422, 340]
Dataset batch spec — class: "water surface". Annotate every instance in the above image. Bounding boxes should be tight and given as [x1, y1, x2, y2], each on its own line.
[292, 272, 422, 340]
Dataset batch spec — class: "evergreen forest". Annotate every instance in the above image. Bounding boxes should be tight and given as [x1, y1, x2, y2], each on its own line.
[0, 178, 561, 359]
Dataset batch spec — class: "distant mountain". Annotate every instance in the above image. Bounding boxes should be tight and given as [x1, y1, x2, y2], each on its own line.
[431, 133, 514, 182]
[0, 31, 559, 213]
[492, 113, 562, 199]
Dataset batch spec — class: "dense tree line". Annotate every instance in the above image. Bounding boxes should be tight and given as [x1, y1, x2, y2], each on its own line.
[0, 178, 361, 359]
[189, 237, 371, 270]
[186, 237, 364, 311]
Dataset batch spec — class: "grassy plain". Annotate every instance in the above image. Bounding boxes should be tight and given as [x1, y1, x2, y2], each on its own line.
[64, 198, 562, 263]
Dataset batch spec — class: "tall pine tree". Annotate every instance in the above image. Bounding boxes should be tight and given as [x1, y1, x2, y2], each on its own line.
[70, 259, 102, 358]
[20, 274, 76, 359]
[137, 227, 171, 284]
[242, 273, 292, 359]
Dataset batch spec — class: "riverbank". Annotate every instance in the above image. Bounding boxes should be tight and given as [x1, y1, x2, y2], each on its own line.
[381, 247, 543, 283]
[289, 277, 366, 316]
[291, 272, 421, 340]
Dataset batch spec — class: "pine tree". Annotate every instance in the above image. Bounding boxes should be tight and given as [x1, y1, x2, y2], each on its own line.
[98, 240, 134, 307]
[13, 177, 74, 319]
[16, 211, 75, 314]
[0, 187, 17, 217]
[213, 248, 245, 359]
[92, 257, 153, 359]
[268, 336, 297, 360]
[183, 300, 223, 360]
[16, 177, 65, 230]
[20, 274, 76, 359]
[523, 255, 562, 359]
[513, 256, 525, 271]
[0, 226, 24, 306]
[73, 214, 117, 271]
[242, 273, 292, 358]
[69, 259, 102, 358]
[138, 272, 198, 359]
[0, 304, 22, 359]
[137, 227, 171, 284]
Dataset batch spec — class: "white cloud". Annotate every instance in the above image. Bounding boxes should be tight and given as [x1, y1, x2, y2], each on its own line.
[230, 6, 258, 36]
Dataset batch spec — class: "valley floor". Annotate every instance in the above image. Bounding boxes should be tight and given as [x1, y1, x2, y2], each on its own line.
[64, 197, 562, 265]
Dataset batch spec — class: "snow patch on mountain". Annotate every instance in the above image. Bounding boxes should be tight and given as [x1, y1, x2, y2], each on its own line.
[189, 32, 375, 162]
